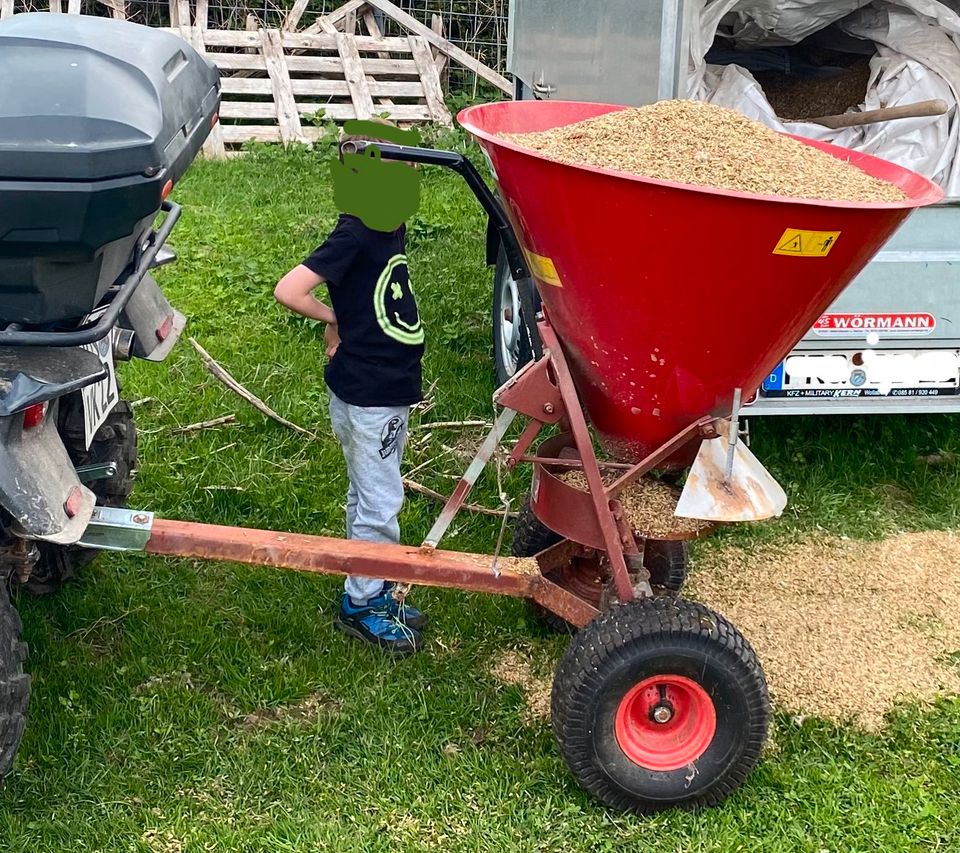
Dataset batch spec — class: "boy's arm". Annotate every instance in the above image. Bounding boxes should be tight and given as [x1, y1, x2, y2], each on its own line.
[274, 265, 337, 324]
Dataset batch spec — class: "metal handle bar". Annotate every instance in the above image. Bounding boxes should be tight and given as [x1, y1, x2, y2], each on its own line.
[342, 141, 544, 361]
[0, 200, 182, 347]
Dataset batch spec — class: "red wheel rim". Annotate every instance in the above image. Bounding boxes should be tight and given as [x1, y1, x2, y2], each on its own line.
[614, 674, 717, 771]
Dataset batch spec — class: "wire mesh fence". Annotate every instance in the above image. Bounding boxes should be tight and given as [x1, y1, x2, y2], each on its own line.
[13, 0, 509, 83]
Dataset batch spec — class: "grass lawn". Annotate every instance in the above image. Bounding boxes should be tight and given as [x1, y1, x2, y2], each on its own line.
[2, 140, 960, 852]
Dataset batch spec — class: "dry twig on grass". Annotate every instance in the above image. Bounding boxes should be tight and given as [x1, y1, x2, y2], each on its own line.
[412, 419, 490, 431]
[402, 477, 518, 519]
[190, 338, 319, 440]
[170, 414, 237, 435]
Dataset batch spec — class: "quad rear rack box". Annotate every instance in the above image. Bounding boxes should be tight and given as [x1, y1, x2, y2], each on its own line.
[0, 14, 220, 326]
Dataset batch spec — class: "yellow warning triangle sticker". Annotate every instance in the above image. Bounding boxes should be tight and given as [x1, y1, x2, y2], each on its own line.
[773, 228, 841, 257]
[778, 234, 803, 253]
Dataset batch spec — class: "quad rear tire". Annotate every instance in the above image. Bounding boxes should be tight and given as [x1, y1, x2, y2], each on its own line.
[22, 397, 137, 596]
[0, 585, 29, 779]
[552, 597, 769, 813]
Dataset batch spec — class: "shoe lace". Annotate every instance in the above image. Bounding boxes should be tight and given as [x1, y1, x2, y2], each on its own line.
[367, 598, 417, 642]
[389, 583, 417, 629]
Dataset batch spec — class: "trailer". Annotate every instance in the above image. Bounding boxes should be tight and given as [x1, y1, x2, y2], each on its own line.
[495, 0, 960, 414]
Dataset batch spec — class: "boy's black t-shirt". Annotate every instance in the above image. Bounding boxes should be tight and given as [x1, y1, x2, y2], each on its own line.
[303, 214, 424, 407]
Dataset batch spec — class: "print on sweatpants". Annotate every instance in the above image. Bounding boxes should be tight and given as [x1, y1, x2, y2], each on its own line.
[379, 416, 405, 459]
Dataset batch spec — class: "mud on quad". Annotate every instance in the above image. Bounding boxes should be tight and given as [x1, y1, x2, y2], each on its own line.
[0, 14, 219, 777]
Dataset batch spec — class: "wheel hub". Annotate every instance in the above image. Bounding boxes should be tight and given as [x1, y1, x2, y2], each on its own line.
[547, 555, 605, 607]
[651, 703, 674, 724]
[498, 271, 521, 374]
[615, 674, 717, 771]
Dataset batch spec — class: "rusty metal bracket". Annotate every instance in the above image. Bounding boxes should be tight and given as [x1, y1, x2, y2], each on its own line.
[537, 323, 637, 604]
[495, 346, 563, 424]
[420, 406, 517, 551]
[603, 416, 714, 498]
[0, 539, 40, 584]
[529, 575, 599, 629]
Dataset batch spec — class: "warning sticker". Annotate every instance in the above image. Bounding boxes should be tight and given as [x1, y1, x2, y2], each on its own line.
[813, 312, 936, 336]
[773, 228, 841, 257]
[524, 249, 562, 287]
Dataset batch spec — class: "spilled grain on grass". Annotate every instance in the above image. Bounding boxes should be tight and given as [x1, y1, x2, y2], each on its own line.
[690, 531, 960, 729]
[238, 690, 341, 731]
[489, 648, 552, 722]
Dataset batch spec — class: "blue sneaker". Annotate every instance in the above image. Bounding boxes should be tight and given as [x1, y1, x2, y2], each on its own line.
[371, 584, 428, 631]
[336, 593, 423, 656]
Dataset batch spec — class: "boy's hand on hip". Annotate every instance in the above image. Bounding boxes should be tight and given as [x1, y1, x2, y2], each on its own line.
[325, 323, 341, 358]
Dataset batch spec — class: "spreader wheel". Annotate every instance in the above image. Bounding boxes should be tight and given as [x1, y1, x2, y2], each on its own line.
[551, 597, 769, 814]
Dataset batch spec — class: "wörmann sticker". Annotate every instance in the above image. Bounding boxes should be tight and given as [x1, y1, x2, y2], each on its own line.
[813, 312, 936, 336]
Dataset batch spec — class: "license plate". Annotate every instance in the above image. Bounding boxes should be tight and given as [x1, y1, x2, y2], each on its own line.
[81, 335, 119, 449]
[762, 350, 960, 399]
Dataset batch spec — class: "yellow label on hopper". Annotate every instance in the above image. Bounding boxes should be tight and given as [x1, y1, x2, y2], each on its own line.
[773, 228, 841, 257]
[524, 249, 562, 287]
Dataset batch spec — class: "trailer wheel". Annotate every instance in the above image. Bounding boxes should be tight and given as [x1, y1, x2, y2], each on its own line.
[513, 499, 689, 631]
[0, 584, 30, 779]
[552, 597, 769, 814]
[22, 398, 138, 596]
[493, 246, 535, 387]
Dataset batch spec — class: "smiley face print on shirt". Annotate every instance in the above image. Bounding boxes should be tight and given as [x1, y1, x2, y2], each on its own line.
[374, 254, 423, 346]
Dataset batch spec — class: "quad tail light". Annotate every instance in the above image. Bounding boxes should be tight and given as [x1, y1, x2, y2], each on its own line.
[156, 313, 175, 342]
[22, 402, 47, 430]
[63, 486, 83, 519]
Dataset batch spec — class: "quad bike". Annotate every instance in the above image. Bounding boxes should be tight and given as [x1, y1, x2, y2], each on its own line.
[0, 13, 219, 777]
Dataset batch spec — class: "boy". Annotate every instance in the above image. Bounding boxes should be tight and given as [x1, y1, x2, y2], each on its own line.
[273, 123, 427, 656]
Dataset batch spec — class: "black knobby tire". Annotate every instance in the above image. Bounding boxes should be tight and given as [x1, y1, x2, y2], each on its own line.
[0, 586, 30, 779]
[24, 398, 138, 596]
[493, 246, 535, 387]
[644, 539, 688, 592]
[511, 496, 562, 559]
[551, 597, 769, 814]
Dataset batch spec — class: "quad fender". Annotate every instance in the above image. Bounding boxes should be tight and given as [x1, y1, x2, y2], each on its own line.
[0, 403, 96, 544]
[119, 272, 186, 362]
[0, 348, 102, 543]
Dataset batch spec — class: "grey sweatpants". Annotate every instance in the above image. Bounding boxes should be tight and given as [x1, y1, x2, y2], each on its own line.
[328, 390, 410, 605]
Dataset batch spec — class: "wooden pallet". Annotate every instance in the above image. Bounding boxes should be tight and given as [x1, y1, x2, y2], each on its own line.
[0, 0, 512, 158]
[170, 26, 452, 156]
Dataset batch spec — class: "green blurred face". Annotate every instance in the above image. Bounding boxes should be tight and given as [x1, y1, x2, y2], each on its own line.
[332, 147, 421, 232]
[331, 121, 422, 232]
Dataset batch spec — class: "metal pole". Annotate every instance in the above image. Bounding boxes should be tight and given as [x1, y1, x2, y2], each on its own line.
[726, 388, 743, 481]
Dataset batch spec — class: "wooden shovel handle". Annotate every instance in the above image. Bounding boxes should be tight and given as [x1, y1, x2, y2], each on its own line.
[806, 99, 950, 129]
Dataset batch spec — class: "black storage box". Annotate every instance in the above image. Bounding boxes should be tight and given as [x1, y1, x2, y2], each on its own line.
[0, 14, 221, 325]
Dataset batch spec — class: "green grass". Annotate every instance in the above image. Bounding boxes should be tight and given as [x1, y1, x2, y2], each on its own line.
[2, 143, 960, 851]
